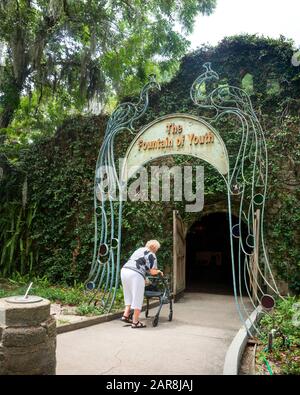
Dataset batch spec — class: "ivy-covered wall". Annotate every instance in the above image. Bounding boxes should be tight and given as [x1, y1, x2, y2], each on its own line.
[1, 35, 299, 292]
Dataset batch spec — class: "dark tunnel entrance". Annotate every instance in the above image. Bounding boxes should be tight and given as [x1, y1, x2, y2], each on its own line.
[185, 212, 251, 295]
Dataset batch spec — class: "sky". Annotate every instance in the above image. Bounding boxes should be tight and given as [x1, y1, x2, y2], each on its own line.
[188, 0, 300, 49]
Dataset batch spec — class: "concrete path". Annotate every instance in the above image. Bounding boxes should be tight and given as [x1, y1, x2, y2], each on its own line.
[56, 293, 251, 375]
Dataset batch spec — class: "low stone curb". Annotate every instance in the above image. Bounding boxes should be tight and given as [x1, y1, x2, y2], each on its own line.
[223, 306, 262, 375]
[57, 300, 160, 335]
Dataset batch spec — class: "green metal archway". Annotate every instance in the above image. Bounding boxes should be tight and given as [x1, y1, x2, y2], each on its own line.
[85, 63, 283, 335]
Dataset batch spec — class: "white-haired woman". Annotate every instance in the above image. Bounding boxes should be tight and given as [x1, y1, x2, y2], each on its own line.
[121, 240, 163, 328]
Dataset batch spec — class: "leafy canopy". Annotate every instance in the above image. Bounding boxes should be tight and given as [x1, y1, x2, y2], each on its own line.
[0, 0, 217, 130]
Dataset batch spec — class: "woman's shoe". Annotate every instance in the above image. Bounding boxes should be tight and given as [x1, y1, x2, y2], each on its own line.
[131, 321, 146, 328]
[121, 315, 133, 324]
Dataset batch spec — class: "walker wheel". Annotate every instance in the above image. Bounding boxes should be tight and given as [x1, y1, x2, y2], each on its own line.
[152, 316, 159, 327]
[168, 312, 173, 321]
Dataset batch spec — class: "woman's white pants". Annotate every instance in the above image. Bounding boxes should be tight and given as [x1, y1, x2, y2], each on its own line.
[121, 268, 145, 310]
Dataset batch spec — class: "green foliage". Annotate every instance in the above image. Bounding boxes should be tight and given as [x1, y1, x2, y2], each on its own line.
[267, 192, 300, 293]
[76, 287, 124, 315]
[0, 274, 86, 305]
[0, 115, 104, 282]
[0, 275, 124, 315]
[266, 116, 300, 293]
[241, 73, 254, 95]
[0, 0, 216, 130]
[257, 296, 300, 375]
[121, 200, 174, 269]
[259, 297, 300, 343]
[75, 304, 104, 316]
[0, 202, 38, 277]
[6, 271, 50, 286]
[32, 284, 84, 305]
[11, 88, 82, 138]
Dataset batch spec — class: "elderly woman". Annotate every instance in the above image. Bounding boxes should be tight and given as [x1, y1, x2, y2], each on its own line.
[121, 240, 163, 328]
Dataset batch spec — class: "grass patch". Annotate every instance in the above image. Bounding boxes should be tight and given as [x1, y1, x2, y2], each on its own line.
[75, 304, 105, 316]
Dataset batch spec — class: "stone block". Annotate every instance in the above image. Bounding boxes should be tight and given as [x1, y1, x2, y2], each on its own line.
[41, 316, 56, 338]
[2, 326, 47, 347]
[3, 340, 56, 374]
[4, 361, 56, 375]
[0, 298, 50, 327]
[0, 297, 56, 375]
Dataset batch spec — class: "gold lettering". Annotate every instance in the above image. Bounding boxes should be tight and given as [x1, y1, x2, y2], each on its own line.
[176, 135, 185, 148]
[152, 140, 158, 149]
[166, 123, 172, 135]
[166, 123, 183, 135]
[137, 130, 214, 152]
[188, 134, 194, 145]
[205, 132, 212, 143]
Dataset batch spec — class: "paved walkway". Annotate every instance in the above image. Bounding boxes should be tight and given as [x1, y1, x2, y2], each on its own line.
[56, 293, 250, 375]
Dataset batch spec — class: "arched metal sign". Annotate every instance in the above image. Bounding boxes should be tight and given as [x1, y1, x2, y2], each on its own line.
[122, 113, 229, 183]
[86, 64, 283, 336]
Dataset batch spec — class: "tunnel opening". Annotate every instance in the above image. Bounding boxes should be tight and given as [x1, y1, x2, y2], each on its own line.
[185, 212, 251, 295]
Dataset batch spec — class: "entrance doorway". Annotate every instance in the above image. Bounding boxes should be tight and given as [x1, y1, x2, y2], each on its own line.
[185, 212, 251, 295]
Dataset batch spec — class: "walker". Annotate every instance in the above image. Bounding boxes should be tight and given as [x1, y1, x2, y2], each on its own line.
[144, 274, 173, 327]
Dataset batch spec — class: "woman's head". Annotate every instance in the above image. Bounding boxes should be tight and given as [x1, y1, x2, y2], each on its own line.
[145, 240, 160, 253]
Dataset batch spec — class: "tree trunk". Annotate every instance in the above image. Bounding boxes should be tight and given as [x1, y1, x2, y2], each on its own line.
[0, 106, 17, 129]
[0, 75, 23, 129]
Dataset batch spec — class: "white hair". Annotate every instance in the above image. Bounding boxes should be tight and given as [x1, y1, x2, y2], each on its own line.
[145, 240, 161, 251]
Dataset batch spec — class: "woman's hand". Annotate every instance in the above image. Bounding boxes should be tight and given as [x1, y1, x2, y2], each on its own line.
[149, 268, 164, 276]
